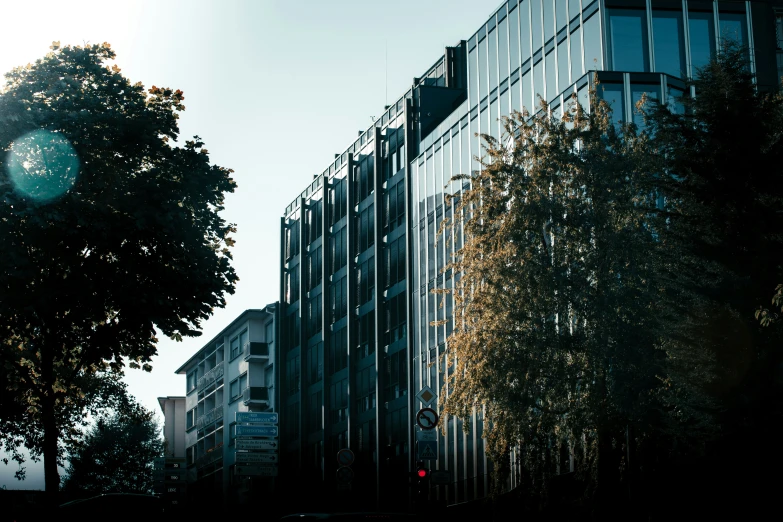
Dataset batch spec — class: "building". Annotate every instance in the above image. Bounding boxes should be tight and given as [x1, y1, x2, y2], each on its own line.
[278, 0, 783, 512]
[155, 396, 187, 508]
[174, 304, 278, 507]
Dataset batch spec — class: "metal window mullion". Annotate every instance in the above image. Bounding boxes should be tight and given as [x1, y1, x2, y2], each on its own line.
[647, 0, 655, 72]
[372, 127, 384, 510]
[745, 1, 756, 80]
[345, 154, 356, 452]
[624, 73, 632, 123]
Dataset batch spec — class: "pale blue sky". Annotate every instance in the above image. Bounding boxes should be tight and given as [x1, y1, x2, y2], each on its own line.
[0, 0, 499, 489]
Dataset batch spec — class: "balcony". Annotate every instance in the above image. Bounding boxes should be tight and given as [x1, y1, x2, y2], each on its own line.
[243, 386, 270, 407]
[197, 364, 224, 392]
[196, 442, 224, 468]
[243, 342, 270, 363]
[196, 405, 224, 430]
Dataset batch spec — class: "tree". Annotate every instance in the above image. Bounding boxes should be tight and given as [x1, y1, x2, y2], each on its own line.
[61, 402, 164, 496]
[437, 87, 722, 517]
[643, 41, 783, 512]
[0, 42, 238, 503]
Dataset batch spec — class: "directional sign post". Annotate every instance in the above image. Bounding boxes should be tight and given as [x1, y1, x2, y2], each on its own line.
[236, 411, 278, 424]
[236, 425, 278, 438]
[235, 452, 278, 464]
[235, 464, 278, 477]
[235, 439, 279, 451]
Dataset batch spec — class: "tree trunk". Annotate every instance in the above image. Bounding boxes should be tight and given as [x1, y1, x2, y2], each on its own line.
[40, 341, 60, 509]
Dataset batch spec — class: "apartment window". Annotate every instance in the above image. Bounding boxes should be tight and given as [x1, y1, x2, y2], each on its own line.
[384, 180, 406, 233]
[307, 247, 322, 291]
[186, 407, 196, 429]
[329, 177, 347, 225]
[330, 328, 348, 374]
[230, 378, 239, 401]
[285, 269, 300, 304]
[230, 329, 247, 359]
[385, 236, 405, 288]
[354, 154, 374, 203]
[285, 220, 300, 260]
[186, 370, 198, 393]
[306, 198, 323, 244]
[385, 292, 407, 345]
[607, 8, 649, 72]
[330, 378, 348, 424]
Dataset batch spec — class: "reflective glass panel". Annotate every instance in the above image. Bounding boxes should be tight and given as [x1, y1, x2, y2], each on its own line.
[546, 50, 557, 101]
[521, 0, 532, 63]
[534, 58, 545, 110]
[556, 0, 568, 30]
[489, 27, 499, 90]
[499, 17, 509, 82]
[608, 9, 649, 72]
[544, 0, 555, 42]
[630, 83, 659, 129]
[469, 45, 478, 105]
[583, 12, 603, 69]
[600, 83, 625, 128]
[479, 36, 488, 100]
[532, 0, 543, 52]
[558, 38, 569, 89]
[688, 10, 715, 74]
[570, 25, 583, 80]
[569, 0, 580, 22]
[509, 5, 520, 71]
[719, 12, 747, 49]
[653, 10, 686, 78]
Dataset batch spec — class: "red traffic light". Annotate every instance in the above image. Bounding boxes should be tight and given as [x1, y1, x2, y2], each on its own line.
[417, 468, 429, 478]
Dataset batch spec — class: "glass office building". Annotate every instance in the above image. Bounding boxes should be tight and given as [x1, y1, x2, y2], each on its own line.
[279, 0, 783, 511]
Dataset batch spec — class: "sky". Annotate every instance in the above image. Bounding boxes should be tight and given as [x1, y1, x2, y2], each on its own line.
[0, 0, 500, 490]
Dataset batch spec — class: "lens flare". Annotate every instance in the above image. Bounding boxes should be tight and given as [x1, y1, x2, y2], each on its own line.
[6, 129, 79, 203]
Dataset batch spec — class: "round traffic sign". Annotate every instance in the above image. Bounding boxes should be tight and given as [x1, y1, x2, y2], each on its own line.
[336, 448, 355, 467]
[416, 407, 439, 430]
[336, 465, 354, 483]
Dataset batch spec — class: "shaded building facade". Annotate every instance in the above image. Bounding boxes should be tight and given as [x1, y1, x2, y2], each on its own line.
[278, 0, 783, 511]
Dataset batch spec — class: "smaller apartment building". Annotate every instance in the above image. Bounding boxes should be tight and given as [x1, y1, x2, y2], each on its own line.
[175, 304, 278, 506]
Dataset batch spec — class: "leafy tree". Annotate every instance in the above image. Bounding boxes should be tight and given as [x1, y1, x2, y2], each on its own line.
[643, 41, 783, 511]
[0, 42, 237, 502]
[61, 402, 164, 496]
[437, 87, 723, 516]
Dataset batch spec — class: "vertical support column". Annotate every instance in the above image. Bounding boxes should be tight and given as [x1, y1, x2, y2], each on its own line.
[345, 153, 356, 453]
[403, 97, 417, 510]
[372, 126, 384, 510]
[320, 179, 330, 487]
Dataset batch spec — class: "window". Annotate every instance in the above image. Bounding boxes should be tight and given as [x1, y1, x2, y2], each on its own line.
[186, 408, 196, 429]
[330, 378, 348, 424]
[330, 227, 347, 271]
[285, 269, 300, 304]
[355, 205, 374, 253]
[239, 372, 247, 393]
[356, 367, 376, 413]
[601, 83, 625, 128]
[607, 8, 649, 72]
[329, 177, 347, 225]
[357, 311, 375, 360]
[285, 220, 300, 260]
[357, 258, 375, 306]
[385, 236, 405, 288]
[688, 9, 716, 74]
[385, 292, 407, 345]
[353, 154, 374, 203]
[307, 247, 322, 291]
[330, 328, 348, 374]
[653, 9, 686, 78]
[287, 356, 301, 395]
[306, 297, 322, 337]
[383, 181, 406, 233]
[308, 342, 324, 382]
[385, 350, 408, 401]
[230, 329, 247, 359]
[308, 390, 323, 432]
[187, 370, 198, 393]
[329, 276, 347, 322]
[230, 378, 240, 401]
[306, 198, 323, 244]
[583, 11, 603, 70]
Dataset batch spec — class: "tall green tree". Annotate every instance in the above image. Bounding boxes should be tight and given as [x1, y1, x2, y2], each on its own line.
[437, 91, 719, 515]
[61, 402, 164, 496]
[643, 42, 783, 510]
[0, 42, 237, 502]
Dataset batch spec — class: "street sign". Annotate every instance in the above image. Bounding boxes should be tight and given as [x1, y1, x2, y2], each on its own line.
[335, 466, 355, 483]
[415, 385, 437, 407]
[236, 439, 279, 451]
[235, 464, 278, 477]
[336, 448, 355, 467]
[430, 470, 450, 485]
[236, 411, 278, 424]
[416, 407, 439, 430]
[235, 452, 278, 463]
[416, 430, 437, 442]
[417, 440, 437, 461]
[236, 425, 278, 438]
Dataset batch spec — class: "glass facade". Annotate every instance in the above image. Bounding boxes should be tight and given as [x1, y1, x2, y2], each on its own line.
[279, 0, 780, 510]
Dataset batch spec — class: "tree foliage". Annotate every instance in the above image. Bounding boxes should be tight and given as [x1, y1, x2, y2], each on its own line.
[0, 42, 238, 498]
[438, 42, 783, 516]
[61, 402, 164, 496]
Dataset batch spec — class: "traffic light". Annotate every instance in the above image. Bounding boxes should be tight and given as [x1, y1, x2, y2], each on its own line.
[414, 460, 429, 505]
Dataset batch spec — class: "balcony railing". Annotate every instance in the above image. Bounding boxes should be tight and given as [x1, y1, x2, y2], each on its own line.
[243, 342, 270, 362]
[196, 442, 224, 468]
[243, 386, 270, 406]
[197, 364, 224, 392]
[196, 405, 223, 430]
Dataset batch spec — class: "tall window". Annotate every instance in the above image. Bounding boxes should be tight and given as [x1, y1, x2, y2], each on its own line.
[688, 9, 716, 74]
[356, 367, 376, 413]
[607, 8, 649, 72]
[653, 9, 686, 78]
[330, 328, 348, 374]
[357, 311, 375, 360]
[308, 342, 324, 382]
[330, 378, 348, 424]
